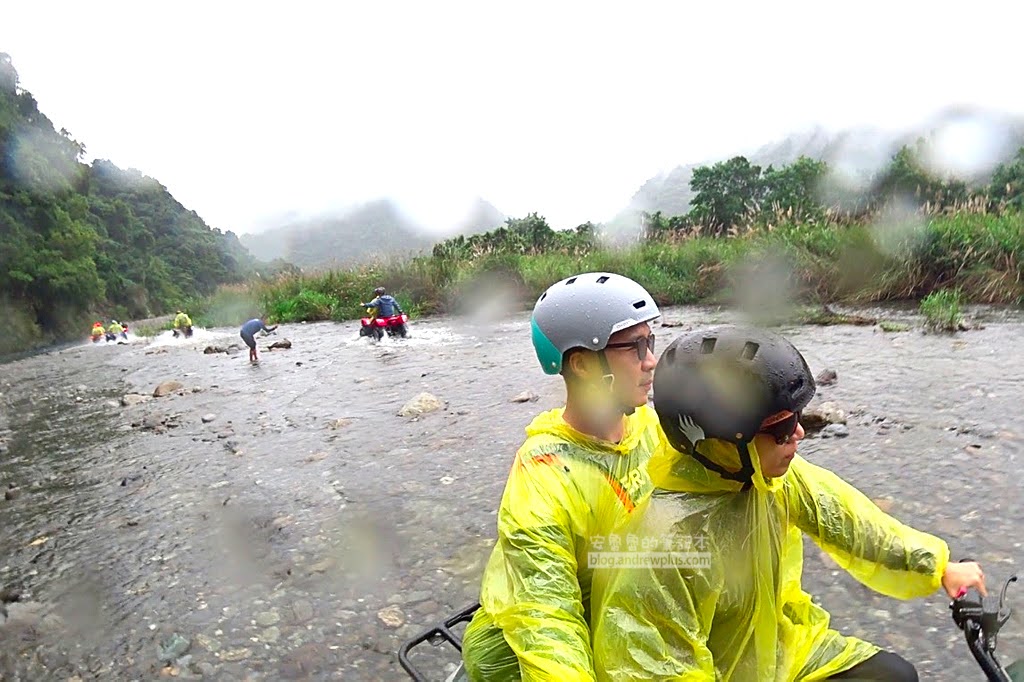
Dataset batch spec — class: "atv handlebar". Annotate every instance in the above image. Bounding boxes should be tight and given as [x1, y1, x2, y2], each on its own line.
[950, 558, 1019, 682]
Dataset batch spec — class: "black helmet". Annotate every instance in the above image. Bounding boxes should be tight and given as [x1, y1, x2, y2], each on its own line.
[374, 286, 386, 296]
[653, 325, 815, 485]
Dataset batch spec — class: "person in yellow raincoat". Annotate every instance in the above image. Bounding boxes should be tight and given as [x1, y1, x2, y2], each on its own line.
[589, 325, 987, 681]
[90, 321, 105, 342]
[461, 272, 665, 681]
[173, 310, 193, 338]
[107, 319, 125, 340]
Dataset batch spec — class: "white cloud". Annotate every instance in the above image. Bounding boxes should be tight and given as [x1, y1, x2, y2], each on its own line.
[3, 0, 1023, 233]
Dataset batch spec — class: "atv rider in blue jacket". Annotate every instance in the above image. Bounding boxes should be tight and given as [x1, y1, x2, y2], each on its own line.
[361, 287, 403, 319]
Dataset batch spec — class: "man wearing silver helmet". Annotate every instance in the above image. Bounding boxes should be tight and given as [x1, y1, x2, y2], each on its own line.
[462, 272, 664, 681]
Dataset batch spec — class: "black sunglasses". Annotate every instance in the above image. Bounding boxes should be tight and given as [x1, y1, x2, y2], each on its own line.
[759, 411, 801, 445]
[605, 333, 656, 362]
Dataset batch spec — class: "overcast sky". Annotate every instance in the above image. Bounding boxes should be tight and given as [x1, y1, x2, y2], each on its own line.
[4, 1, 1023, 234]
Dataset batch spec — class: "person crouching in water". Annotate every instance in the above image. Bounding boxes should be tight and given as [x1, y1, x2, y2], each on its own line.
[461, 272, 664, 681]
[240, 316, 278, 363]
[589, 325, 986, 681]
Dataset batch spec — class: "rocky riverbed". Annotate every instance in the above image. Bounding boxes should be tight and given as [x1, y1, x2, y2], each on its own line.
[1, 306, 1022, 680]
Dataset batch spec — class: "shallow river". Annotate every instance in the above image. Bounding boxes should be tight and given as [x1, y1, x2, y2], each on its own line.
[1, 305, 1022, 680]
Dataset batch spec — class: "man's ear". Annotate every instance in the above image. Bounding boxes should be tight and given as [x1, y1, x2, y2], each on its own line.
[566, 349, 592, 380]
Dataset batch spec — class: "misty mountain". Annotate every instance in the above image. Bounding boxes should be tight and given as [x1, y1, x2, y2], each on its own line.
[628, 109, 1024, 217]
[240, 197, 506, 269]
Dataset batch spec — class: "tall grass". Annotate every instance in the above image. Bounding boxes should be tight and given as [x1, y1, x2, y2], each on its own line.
[196, 212, 1024, 326]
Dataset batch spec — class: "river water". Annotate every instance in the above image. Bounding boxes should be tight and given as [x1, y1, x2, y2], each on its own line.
[1, 305, 1022, 680]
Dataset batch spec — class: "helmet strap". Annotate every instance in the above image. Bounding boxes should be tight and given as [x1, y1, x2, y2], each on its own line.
[683, 440, 755, 490]
[596, 350, 636, 417]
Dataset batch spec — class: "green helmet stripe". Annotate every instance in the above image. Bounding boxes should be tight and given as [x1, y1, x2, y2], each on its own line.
[531, 317, 563, 375]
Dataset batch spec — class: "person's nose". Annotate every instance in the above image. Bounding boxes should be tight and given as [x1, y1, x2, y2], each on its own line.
[641, 345, 657, 371]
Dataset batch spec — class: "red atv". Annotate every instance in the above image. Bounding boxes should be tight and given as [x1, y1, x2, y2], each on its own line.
[359, 311, 409, 341]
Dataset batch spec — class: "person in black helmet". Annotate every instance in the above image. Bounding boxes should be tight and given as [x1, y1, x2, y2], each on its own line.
[588, 325, 987, 682]
[361, 286, 403, 319]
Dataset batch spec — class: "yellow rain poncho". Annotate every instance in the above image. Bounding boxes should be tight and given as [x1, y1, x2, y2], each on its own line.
[590, 435, 950, 681]
[107, 321, 123, 334]
[174, 312, 192, 329]
[462, 406, 661, 682]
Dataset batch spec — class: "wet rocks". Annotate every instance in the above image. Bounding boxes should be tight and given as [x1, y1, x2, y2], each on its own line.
[259, 626, 281, 643]
[510, 391, 539, 403]
[815, 369, 838, 386]
[121, 393, 153, 407]
[203, 346, 226, 354]
[267, 339, 292, 350]
[201, 413, 217, 424]
[801, 402, 847, 431]
[4, 485, 21, 501]
[153, 381, 184, 398]
[327, 418, 351, 430]
[398, 392, 443, 417]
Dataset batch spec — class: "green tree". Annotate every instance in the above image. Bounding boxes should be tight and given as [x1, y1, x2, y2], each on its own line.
[761, 156, 828, 221]
[689, 156, 764, 234]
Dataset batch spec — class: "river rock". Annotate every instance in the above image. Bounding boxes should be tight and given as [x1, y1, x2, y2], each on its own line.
[158, 633, 191, 662]
[121, 393, 153, 407]
[801, 402, 847, 430]
[203, 346, 226, 354]
[153, 381, 184, 398]
[398, 393, 443, 417]
[872, 497, 895, 513]
[201, 414, 217, 424]
[220, 647, 252, 662]
[256, 610, 280, 627]
[510, 391, 539, 403]
[819, 423, 850, 439]
[815, 369, 838, 386]
[377, 606, 405, 628]
[4, 487, 21, 501]
[289, 600, 314, 624]
[268, 339, 292, 350]
[259, 626, 281, 643]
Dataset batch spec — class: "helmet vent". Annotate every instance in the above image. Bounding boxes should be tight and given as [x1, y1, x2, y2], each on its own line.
[632, 300, 646, 309]
[539, 292, 547, 301]
[700, 337, 717, 354]
[741, 342, 759, 360]
[596, 275, 610, 284]
[566, 277, 578, 285]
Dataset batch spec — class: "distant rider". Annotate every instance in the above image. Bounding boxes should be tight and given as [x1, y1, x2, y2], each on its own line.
[91, 321, 105, 342]
[361, 287, 403, 319]
[173, 310, 193, 338]
[107, 320, 126, 341]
